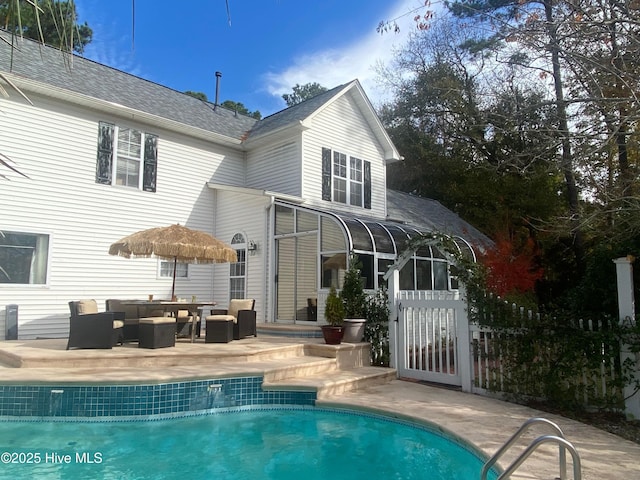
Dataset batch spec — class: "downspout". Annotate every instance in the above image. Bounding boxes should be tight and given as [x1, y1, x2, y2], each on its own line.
[264, 195, 276, 323]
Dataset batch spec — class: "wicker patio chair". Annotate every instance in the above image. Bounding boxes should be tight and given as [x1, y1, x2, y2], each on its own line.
[106, 299, 143, 342]
[67, 300, 124, 349]
[205, 299, 256, 341]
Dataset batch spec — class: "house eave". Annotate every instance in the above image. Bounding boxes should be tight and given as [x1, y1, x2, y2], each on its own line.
[206, 183, 306, 204]
[4, 74, 242, 147]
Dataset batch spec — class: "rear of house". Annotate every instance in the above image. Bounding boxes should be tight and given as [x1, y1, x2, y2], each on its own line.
[0, 33, 491, 339]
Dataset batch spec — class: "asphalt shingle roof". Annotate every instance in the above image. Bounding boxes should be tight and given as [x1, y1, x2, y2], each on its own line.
[0, 31, 258, 141]
[386, 190, 493, 249]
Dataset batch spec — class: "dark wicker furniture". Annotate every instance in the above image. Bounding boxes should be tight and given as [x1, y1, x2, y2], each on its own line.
[205, 299, 257, 340]
[67, 300, 124, 350]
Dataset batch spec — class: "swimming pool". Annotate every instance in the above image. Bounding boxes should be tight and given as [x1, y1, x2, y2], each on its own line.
[0, 406, 498, 480]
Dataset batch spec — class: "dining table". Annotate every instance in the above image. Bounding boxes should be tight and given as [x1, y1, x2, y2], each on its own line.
[122, 300, 217, 343]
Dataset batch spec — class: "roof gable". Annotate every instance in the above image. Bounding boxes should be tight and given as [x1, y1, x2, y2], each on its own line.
[246, 80, 401, 162]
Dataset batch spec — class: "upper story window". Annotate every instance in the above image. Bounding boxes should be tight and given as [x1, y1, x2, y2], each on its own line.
[0, 231, 49, 284]
[322, 147, 371, 209]
[95, 121, 158, 192]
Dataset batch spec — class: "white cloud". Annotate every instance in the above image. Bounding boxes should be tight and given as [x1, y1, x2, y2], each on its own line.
[262, 0, 427, 107]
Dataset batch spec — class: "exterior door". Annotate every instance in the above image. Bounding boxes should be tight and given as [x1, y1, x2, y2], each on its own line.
[275, 234, 317, 323]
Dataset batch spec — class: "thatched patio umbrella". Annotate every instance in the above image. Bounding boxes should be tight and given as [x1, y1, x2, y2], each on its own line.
[109, 224, 237, 300]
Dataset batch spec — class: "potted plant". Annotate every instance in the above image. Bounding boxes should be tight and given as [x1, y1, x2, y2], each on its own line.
[340, 253, 367, 343]
[322, 285, 345, 344]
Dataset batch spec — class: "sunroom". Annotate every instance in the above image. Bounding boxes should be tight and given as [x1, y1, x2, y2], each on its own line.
[272, 201, 478, 325]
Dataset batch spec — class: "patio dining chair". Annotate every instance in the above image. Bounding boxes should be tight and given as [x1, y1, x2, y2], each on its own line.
[205, 299, 256, 340]
[67, 300, 124, 350]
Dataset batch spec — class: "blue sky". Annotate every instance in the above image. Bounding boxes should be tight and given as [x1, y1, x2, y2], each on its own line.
[74, 0, 427, 117]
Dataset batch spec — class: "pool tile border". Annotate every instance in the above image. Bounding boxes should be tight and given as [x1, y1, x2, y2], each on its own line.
[0, 376, 316, 417]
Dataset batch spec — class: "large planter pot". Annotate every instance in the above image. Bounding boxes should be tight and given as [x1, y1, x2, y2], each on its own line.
[321, 325, 344, 345]
[342, 318, 366, 343]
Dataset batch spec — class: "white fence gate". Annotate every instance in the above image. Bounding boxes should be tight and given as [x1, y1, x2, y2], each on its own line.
[388, 283, 473, 391]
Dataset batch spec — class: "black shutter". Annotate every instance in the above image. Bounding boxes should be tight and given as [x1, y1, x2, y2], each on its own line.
[96, 122, 114, 185]
[143, 134, 158, 192]
[363, 160, 371, 209]
[321, 147, 332, 201]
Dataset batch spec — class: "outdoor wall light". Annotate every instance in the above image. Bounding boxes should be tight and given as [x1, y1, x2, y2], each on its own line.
[247, 240, 257, 252]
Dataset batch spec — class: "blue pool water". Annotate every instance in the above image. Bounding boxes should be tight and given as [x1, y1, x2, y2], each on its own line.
[0, 407, 498, 480]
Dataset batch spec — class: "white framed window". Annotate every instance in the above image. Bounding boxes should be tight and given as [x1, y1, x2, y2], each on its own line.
[0, 231, 49, 284]
[159, 261, 189, 279]
[96, 122, 158, 192]
[115, 127, 143, 188]
[322, 147, 369, 208]
[332, 151, 363, 206]
[230, 233, 247, 300]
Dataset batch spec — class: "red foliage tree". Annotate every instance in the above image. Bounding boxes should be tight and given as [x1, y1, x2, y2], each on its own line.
[480, 236, 543, 298]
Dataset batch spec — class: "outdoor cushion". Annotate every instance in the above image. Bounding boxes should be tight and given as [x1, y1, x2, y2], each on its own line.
[77, 299, 99, 314]
[228, 299, 254, 319]
[140, 317, 176, 325]
[208, 314, 237, 323]
[106, 299, 140, 319]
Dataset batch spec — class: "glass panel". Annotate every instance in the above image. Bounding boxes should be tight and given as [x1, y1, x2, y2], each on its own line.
[231, 233, 245, 244]
[296, 210, 318, 233]
[399, 259, 414, 290]
[0, 232, 49, 284]
[117, 128, 142, 158]
[366, 222, 395, 254]
[349, 182, 362, 206]
[434, 261, 448, 290]
[333, 178, 346, 203]
[455, 238, 475, 261]
[275, 205, 294, 235]
[416, 244, 432, 258]
[322, 253, 346, 288]
[385, 225, 410, 255]
[230, 249, 246, 277]
[416, 259, 433, 290]
[350, 156, 362, 181]
[355, 253, 374, 290]
[161, 261, 188, 278]
[321, 217, 346, 251]
[115, 157, 140, 187]
[377, 258, 394, 289]
[432, 245, 447, 259]
[296, 234, 317, 321]
[342, 218, 373, 251]
[230, 277, 245, 299]
[333, 151, 347, 177]
[276, 238, 295, 319]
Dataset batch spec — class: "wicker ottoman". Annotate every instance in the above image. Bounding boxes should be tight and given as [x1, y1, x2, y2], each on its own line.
[205, 319, 234, 343]
[138, 317, 176, 348]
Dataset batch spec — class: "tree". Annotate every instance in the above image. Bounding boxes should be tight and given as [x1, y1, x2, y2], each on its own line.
[282, 82, 327, 107]
[220, 100, 261, 120]
[0, 0, 92, 53]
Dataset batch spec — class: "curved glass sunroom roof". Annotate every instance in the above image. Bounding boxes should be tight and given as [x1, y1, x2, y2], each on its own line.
[333, 214, 477, 262]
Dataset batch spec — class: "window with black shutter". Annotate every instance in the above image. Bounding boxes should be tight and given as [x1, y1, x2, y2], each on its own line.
[321, 147, 371, 209]
[95, 122, 158, 192]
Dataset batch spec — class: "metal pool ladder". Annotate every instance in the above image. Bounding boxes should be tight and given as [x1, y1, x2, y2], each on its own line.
[480, 417, 582, 480]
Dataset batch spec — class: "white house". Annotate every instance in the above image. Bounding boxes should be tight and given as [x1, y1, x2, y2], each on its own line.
[0, 32, 491, 339]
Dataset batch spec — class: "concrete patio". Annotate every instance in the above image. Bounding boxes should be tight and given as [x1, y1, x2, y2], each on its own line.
[0, 335, 638, 479]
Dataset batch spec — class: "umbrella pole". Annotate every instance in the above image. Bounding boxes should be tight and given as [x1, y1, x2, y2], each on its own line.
[171, 256, 177, 301]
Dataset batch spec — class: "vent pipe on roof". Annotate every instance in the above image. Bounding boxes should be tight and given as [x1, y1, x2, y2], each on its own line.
[215, 71, 222, 107]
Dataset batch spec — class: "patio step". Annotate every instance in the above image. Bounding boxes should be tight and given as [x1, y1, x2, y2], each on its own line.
[263, 366, 397, 399]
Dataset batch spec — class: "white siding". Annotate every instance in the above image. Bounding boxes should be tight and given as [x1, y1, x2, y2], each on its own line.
[302, 92, 387, 218]
[246, 140, 301, 195]
[0, 94, 245, 338]
[211, 191, 270, 322]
